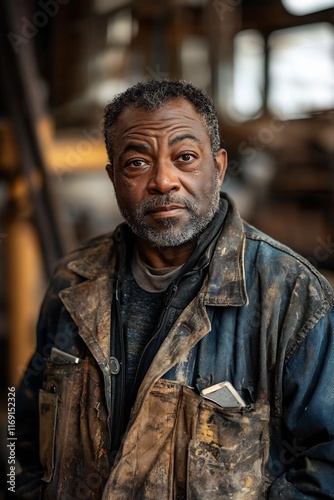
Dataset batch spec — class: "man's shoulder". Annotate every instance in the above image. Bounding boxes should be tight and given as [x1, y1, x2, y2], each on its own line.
[242, 220, 334, 300]
[243, 219, 316, 268]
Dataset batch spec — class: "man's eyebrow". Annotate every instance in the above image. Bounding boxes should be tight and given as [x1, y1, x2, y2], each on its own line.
[168, 134, 202, 147]
[119, 142, 150, 159]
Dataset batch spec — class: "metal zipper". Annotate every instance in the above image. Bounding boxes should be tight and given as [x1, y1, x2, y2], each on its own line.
[109, 273, 126, 461]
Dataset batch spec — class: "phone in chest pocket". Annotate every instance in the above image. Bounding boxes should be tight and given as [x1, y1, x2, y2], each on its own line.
[200, 381, 246, 409]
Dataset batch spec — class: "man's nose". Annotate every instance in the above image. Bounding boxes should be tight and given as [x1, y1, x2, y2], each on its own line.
[147, 160, 180, 194]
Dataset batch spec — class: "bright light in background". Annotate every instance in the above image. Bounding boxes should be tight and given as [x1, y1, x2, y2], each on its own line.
[231, 30, 265, 120]
[282, 0, 334, 15]
[107, 10, 137, 45]
[268, 23, 334, 119]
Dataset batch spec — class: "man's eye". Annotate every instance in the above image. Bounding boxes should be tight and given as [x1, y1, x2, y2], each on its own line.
[126, 159, 147, 168]
[178, 153, 194, 162]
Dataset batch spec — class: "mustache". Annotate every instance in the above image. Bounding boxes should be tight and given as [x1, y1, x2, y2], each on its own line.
[136, 194, 197, 215]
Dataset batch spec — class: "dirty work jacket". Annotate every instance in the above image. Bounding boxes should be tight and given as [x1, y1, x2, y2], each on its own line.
[15, 195, 334, 499]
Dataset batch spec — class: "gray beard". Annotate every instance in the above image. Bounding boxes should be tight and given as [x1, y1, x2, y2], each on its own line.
[117, 175, 221, 248]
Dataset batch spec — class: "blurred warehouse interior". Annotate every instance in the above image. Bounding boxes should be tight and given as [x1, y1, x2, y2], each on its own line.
[0, 0, 334, 393]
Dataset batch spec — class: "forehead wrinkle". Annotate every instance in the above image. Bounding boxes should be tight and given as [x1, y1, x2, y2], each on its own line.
[117, 113, 177, 137]
[168, 133, 203, 148]
[116, 104, 205, 137]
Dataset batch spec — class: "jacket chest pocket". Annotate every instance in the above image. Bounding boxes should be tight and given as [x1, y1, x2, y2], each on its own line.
[187, 400, 270, 500]
[39, 357, 110, 499]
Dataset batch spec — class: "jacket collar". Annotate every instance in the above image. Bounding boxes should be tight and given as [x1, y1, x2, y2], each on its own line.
[66, 233, 116, 279]
[61, 193, 249, 305]
[203, 194, 249, 307]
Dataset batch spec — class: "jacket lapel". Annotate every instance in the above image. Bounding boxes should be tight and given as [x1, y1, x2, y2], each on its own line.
[58, 233, 116, 366]
[59, 276, 112, 365]
[204, 196, 249, 307]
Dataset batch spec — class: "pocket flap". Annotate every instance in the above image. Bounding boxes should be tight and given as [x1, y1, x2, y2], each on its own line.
[39, 389, 58, 483]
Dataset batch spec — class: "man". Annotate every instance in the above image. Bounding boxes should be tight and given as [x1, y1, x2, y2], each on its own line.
[15, 80, 334, 499]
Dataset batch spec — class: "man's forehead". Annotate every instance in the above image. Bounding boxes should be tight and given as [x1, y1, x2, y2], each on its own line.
[113, 98, 208, 141]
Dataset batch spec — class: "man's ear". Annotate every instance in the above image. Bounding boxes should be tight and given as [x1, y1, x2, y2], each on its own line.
[215, 149, 228, 188]
[106, 163, 114, 184]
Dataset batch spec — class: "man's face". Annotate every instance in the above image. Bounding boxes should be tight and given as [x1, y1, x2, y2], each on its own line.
[107, 98, 227, 248]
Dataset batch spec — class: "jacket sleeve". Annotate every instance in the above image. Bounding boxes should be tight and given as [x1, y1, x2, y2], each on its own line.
[14, 264, 85, 499]
[269, 308, 334, 499]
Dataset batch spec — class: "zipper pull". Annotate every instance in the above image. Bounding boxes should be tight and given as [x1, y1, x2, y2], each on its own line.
[164, 283, 178, 307]
[115, 277, 120, 301]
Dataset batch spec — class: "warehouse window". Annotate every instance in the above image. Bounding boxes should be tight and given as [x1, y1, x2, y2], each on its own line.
[231, 30, 265, 120]
[268, 23, 334, 119]
[282, 0, 334, 15]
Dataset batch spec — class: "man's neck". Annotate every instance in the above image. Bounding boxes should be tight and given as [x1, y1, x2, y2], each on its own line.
[136, 237, 197, 269]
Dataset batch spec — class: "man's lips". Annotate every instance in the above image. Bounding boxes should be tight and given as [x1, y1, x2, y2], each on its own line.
[146, 204, 186, 218]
